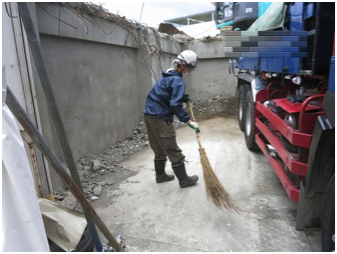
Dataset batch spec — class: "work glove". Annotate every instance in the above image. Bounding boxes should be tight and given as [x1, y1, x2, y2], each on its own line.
[182, 94, 191, 103]
[187, 120, 200, 133]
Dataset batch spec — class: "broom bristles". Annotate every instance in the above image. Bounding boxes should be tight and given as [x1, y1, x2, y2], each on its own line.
[199, 148, 242, 212]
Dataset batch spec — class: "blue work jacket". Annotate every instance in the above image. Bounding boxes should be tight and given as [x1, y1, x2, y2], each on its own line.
[143, 70, 190, 123]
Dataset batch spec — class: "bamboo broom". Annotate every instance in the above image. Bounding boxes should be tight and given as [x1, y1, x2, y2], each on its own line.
[188, 102, 242, 212]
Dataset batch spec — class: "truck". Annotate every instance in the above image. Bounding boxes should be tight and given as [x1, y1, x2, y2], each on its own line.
[223, 2, 335, 251]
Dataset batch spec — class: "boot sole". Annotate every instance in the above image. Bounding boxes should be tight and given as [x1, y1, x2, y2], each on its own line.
[179, 176, 199, 188]
[156, 176, 175, 183]
[180, 182, 198, 188]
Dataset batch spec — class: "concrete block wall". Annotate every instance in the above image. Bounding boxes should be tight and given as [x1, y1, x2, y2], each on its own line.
[31, 3, 236, 188]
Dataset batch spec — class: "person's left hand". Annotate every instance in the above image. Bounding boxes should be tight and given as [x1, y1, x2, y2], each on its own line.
[187, 121, 200, 133]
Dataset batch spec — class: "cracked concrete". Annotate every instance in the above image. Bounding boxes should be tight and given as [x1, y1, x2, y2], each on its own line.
[93, 115, 320, 252]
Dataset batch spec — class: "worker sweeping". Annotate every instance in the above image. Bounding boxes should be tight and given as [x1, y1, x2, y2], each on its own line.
[143, 50, 200, 188]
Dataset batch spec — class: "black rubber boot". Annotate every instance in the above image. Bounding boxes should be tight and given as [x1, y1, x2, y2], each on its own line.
[155, 159, 175, 183]
[172, 163, 198, 188]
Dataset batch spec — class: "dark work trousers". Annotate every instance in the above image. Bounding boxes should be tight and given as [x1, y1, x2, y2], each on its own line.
[144, 115, 185, 166]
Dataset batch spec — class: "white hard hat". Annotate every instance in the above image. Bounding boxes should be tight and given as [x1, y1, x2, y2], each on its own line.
[177, 50, 198, 70]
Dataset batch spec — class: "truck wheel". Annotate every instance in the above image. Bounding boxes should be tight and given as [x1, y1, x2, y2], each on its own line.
[321, 175, 335, 252]
[237, 84, 249, 131]
[244, 89, 259, 150]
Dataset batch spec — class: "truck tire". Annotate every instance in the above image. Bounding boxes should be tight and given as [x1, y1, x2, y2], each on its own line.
[236, 84, 250, 131]
[321, 175, 335, 252]
[244, 89, 259, 150]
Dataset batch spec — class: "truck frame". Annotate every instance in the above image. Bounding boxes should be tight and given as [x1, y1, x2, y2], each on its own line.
[225, 2, 335, 251]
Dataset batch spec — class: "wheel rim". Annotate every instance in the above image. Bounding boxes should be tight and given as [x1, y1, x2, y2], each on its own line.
[245, 101, 252, 136]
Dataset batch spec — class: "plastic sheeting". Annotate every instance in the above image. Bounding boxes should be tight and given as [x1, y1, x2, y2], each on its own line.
[248, 2, 287, 31]
[39, 198, 87, 251]
[2, 91, 50, 251]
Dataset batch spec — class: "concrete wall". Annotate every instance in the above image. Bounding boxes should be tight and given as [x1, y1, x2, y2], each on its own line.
[30, 3, 237, 188]
[39, 36, 141, 156]
[186, 58, 236, 99]
[186, 40, 237, 99]
[34, 3, 180, 155]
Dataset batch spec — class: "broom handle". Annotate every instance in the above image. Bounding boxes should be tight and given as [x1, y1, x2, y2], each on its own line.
[187, 101, 203, 149]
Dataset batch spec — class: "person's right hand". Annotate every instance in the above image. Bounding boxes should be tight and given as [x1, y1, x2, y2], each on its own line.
[187, 121, 200, 133]
[182, 94, 191, 103]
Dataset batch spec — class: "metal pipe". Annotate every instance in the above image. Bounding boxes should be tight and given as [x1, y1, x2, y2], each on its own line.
[16, 2, 101, 251]
[6, 87, 122, 252]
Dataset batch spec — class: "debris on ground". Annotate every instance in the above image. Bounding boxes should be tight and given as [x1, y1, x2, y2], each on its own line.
[191, 96, 236, 116]
[54, 96, 235, 206]
[100, 235, 126, 252]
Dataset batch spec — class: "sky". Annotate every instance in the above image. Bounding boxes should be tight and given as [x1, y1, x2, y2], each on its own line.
[91, 2, 215, 28]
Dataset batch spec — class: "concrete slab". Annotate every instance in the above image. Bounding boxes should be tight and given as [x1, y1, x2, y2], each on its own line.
[94, 115, 320, 252]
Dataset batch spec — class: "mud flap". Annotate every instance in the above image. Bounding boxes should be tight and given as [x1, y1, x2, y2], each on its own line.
[296, 114, 334, 230]
[295, 180, 323, 230]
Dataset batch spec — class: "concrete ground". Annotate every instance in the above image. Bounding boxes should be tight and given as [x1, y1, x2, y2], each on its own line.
[95, 115, 321, 252]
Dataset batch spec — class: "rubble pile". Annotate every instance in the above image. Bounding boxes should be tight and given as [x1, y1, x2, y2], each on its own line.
[53, 118, 185, 205]
[191, 95, 236, 116]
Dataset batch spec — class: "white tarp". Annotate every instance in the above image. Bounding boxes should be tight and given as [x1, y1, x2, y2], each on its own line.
[39, 198, 87, 252]
[2, 77, 50, 251]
